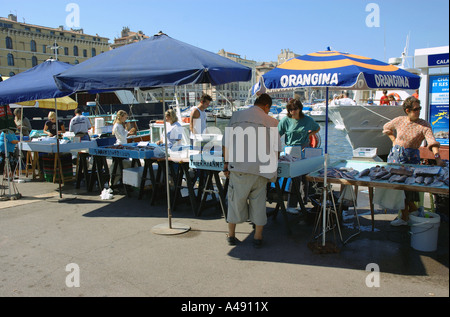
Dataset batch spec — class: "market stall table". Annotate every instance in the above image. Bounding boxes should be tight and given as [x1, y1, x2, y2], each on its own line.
[88, 144, 160, 195]
[306, 160, 449, 231]
[20, 139, 98, 184]
[189, 153, 228, 218]
[273, 155, 325, 234]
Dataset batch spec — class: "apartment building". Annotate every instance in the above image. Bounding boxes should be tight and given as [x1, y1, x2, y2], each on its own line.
[0, 14, 109, 77]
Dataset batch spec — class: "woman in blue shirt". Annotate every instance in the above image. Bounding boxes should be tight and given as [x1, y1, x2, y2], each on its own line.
[278, 99, 320, 213]
[0, 130, 19, 177]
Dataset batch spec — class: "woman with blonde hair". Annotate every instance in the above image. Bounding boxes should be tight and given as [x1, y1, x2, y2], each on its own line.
[112, 110, 136, 145]
[156, 109, 185, 148]
[43, 111, 65, 137]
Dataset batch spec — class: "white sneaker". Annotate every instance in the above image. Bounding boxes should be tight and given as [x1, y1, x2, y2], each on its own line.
[390, 218, 408, 226]
[286, 207, 300, 214]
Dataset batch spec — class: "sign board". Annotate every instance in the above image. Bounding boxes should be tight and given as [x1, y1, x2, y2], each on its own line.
[429, 74, 449, 146]
[428, 53, 449, 67]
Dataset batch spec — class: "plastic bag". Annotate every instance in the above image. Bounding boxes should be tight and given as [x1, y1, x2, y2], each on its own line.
[373, 188, 405, 210]
[100, 188, 114, 200]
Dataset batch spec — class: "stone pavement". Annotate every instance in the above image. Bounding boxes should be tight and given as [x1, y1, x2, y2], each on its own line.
[0, 178, 448, 297]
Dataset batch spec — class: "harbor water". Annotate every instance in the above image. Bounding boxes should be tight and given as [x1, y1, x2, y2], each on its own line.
[207, 120, 354, 164]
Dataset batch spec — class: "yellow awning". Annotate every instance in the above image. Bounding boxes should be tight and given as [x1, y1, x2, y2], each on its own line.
[17, 96, 78, 111]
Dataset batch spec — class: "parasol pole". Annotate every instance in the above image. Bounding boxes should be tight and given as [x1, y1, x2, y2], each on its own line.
[55, 98, 63, 198]
[163, 89, 172, 228]
[322, 87, 329, 246]
[151, 87, 190, 235]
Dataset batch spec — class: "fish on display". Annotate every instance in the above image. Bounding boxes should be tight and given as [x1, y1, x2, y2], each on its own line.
[415, 176, 424, 184]
[359, 168, 370, 177]
[390, 167, 413, 176]
[424, 176, 435, 185]
[388, 174, 408, 183]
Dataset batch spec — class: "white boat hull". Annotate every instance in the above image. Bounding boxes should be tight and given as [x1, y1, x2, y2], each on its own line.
[327, 105, 405, 156]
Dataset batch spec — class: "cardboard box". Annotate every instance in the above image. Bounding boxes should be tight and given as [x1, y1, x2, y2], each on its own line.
[123, 166, 155, 187]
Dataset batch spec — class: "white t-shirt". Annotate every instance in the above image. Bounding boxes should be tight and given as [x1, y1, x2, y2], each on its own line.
[190, 106, 207, 139]
[69, 115, 91, 134]
[167, 121, 186, 147]
[113, 123, 128, 145]
[223, 106, 281, 180]
[337, 97, 356, 106]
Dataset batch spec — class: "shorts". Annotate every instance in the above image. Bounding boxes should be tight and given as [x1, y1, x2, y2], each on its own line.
[227, 171, 268, 226]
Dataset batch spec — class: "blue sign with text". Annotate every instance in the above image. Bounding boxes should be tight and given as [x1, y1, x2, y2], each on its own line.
[428, 53, 449, 67]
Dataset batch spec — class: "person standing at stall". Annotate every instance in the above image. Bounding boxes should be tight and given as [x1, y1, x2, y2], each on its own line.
[189, 94, 212, 148]
[383, 96, 445, 226]
[69, 108, 91, 141]
[278, 98, 320, 213]
[0, 129, 19, 177]
[112, 110, 137, 145]
[43, 111, 65, 137]
[156, 109, 186, 148]
[223, 93, 281, 248]
[13, 108, 32, 137]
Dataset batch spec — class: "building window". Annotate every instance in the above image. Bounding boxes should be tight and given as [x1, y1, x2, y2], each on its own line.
[91, 48, 96, 57]
[83, 49, 87, 57]
[42, 45, 47, 54]
[64, 47, 69, 56]
[7, 53, 14, 66]
[32, 56, 38, 67]
[6, 36, 13, 49]
[30, 40, 37, 52]
[73, 46, 79, 56]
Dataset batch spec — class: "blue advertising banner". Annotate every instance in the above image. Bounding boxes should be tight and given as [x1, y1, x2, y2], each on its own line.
[429, 75, 449, 146]
[428, 53, 449, 67]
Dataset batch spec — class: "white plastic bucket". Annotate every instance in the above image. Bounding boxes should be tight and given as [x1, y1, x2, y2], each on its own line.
[94, 118, 105, 135]
[409, 211, 441, 252]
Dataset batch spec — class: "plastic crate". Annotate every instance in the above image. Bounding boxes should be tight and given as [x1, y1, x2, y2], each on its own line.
[95, 137, 116, 147]
[353, 147, 377, 158]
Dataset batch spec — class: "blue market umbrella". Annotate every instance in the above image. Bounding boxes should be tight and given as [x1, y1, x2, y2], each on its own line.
[0, 59, 75, 197]
[55, 32, 252, 233]
[55, 32, 251, 92]
[253, 49, 421, 152]
[253, 49, 420, 247]
[0, 59, 73, 104]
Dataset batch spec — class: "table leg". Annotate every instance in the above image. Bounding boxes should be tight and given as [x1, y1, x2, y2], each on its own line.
[275, 180, 292, 235]
[369, 187, 375, 231]
[181, 163, 198, 216]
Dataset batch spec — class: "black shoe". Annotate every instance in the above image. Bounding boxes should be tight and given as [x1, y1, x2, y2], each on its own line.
[253, 239, 263, 248]
[227, 235, 238, 246]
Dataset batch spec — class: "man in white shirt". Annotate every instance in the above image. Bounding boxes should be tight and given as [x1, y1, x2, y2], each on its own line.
[190, 94, 212, 136]
[69, 108, 91, 140]
[336, 92, 356, 106]
[223, 93, 282, 248]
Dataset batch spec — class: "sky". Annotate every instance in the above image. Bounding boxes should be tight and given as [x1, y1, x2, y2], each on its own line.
[1, 0, 449, 64]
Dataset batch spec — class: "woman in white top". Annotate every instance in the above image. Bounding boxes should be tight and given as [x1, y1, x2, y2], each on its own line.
[156, 109, 185, 148]
[112, 110, 136, 145]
